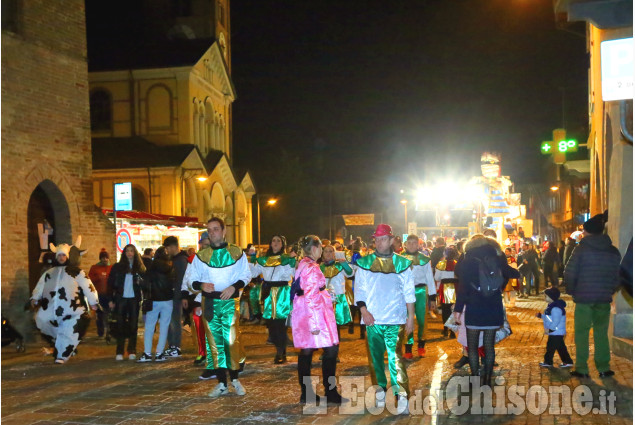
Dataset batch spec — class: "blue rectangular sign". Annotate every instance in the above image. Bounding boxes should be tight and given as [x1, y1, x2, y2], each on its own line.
[114, 182, 133, 211]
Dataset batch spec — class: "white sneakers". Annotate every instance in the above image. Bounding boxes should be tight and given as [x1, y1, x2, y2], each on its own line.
[115, 354, 137, 361]
[375, 390, 409, 415]
[208, 383, 229, 398]
[231, 379, 246, 396]
[208, 380, 247, 398]
[375, 390, 386, 408]
[396, 395, 409, 415]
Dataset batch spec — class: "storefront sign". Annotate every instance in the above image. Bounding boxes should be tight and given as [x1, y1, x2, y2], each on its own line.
[114, 182, 133, 211]
[601, 37, 634, 101]
[342, 214, 375, 226]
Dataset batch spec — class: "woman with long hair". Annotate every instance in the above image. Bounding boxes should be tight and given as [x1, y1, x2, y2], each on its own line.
[249, 235, 295, 364]
[108, 244, 146, 360]
[292, 235, 343, 405]
[137, 246, 175, 362]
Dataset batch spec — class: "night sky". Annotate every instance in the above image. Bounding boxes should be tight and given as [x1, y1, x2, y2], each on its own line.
[230, 0, 589, 187]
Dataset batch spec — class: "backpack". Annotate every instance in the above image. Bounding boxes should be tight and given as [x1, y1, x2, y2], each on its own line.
[471, 256, 504, 297]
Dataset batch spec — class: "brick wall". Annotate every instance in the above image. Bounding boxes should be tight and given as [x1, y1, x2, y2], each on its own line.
[1, 0, 115, 340]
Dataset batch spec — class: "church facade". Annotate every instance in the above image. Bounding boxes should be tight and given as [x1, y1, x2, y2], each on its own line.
[87, 0, 255, 247]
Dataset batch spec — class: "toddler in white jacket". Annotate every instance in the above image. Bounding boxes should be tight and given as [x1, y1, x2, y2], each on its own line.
[535, 287, 573, 368]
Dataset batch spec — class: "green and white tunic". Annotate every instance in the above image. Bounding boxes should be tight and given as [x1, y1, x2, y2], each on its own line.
[320, 261, 354, 325]
[249, 254, 296, 320]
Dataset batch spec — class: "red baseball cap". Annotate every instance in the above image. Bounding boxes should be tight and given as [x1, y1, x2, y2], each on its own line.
[373, 224, 394, 238]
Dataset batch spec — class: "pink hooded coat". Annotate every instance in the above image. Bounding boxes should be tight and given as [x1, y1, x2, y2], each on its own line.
[291, 257, 339, 349]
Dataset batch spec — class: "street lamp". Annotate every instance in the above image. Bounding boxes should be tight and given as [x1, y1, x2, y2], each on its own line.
[400, 199, 408, 235]
[256, 194, 278, 247]
[550, 185, 559, 192]
[181, 168, 208, 216]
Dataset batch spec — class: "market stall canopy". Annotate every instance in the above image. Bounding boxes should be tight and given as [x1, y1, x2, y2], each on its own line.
[102, 209, 202, 226]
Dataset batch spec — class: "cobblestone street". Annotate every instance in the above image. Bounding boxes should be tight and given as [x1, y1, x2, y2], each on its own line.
[2, 294, 632, 425]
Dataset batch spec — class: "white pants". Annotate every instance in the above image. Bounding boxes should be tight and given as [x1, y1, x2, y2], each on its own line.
[143, 300, 173, 355]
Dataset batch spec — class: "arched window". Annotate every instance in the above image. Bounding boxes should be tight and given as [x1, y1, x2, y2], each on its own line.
[199, 107, 206, 153]
[131, 187, 148, 212]
[219, 117, 226, 153]
[147, 85, 172, 132]
[216, 116, 223, 151]
[89, 89, 112, 132]
[192, 107, 199, 145]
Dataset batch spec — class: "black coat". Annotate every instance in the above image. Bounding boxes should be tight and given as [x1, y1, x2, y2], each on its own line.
[141, 259, 175, 302]
[172, 251, 189, 301]
[542, 247, 560, 269]
[430, 246, 445, 270]
[455, 238, 520, 327]
[107, 262, 144, 301]
[564, 234, 621, 304]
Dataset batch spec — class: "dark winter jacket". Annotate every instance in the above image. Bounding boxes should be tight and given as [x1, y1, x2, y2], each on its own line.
[455, 237, 520, 327]
[141, 259, 176, 302]
[107, 262, 144, 302]
[563, 241, 576, 266]
[542, 246, 560, 271]
[519, 248, 540, 267]
[564, 234, 621, 304]
[430, 246, 445, 270]
[172, 251, 189, 301]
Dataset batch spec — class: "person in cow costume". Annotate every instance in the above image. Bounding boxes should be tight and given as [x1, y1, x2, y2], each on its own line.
[31, 236, 99, 364]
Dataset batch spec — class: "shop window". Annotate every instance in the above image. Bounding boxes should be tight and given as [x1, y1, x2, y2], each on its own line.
[90, 89, 112, 132]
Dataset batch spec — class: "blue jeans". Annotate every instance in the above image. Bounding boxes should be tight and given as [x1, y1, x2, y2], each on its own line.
[144, 300, 173, 355]
[168, 299, 182, 348]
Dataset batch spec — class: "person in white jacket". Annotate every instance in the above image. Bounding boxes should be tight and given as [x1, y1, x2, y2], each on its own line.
[536, 287, 573, 368]
[400, 234, 436, 359]
[183, 217, 251, 398]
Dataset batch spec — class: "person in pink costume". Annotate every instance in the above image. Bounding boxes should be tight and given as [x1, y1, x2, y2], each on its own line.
[291, 235, 344, 406]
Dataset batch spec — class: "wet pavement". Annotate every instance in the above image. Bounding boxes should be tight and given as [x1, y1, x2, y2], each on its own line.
[2, 293, 632, 424]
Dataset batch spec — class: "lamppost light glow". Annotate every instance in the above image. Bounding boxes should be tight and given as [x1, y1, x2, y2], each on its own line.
[550, 186, 559, 192]
[196, 176, 208, 182]
[267, 198, 278, 205]
[400, 199, 407, 205]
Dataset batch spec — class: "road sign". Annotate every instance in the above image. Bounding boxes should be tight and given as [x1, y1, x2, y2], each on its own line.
[114, 182, 133, 211]
[116, 228, 133, 253]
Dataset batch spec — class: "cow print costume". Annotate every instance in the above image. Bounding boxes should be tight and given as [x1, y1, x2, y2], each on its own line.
[31, 237, 98, 363]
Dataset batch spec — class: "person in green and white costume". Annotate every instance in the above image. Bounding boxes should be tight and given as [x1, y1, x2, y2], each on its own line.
[249, 235, 296, 364]
[355, 224, 415, 415]
[321, 245, 354, 336]
[183, 217, 251, 399]
[400, 234, 436, 359]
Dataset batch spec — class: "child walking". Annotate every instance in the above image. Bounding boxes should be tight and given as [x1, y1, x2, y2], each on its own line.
[536, 287, 573, 368]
